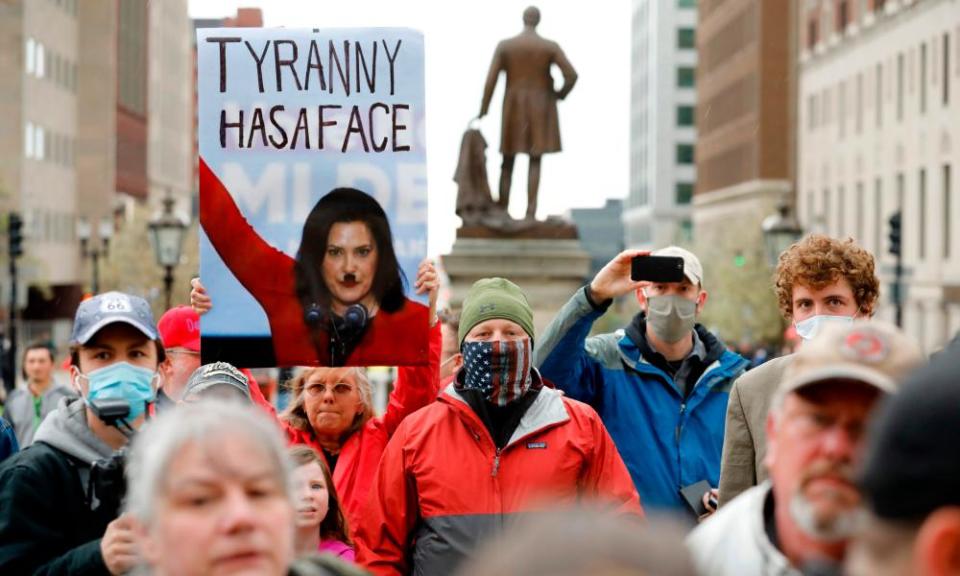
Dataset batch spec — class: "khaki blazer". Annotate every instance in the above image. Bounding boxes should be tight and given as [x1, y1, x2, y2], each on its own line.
[717, 354, 794, 506]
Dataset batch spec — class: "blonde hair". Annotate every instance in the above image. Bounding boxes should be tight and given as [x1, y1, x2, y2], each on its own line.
[281, 367, 373, 441]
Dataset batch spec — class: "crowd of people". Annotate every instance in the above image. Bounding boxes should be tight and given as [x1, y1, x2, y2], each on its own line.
[0, 231, 957, 576]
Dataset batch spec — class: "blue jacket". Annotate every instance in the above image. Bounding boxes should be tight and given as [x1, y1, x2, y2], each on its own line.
[535, 289, 748, 511]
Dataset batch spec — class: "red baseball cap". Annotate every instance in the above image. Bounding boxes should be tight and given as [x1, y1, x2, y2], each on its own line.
[157, 306, 201, 352]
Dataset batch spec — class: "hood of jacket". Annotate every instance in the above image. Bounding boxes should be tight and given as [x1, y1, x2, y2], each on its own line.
[32, 396, 114, 465]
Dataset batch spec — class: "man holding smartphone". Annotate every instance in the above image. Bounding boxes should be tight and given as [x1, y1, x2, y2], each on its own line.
[535, 247, 749, 512]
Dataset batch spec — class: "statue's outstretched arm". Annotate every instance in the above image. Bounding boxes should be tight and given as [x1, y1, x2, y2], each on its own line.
[480, 44, 504, 117]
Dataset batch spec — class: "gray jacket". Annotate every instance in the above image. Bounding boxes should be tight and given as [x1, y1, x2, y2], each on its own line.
[2, 383, 77, 448]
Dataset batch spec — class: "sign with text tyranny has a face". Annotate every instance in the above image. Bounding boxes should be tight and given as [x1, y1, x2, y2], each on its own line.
[197, 27, 429, 368]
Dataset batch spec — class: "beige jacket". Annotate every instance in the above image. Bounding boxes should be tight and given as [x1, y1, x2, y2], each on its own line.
[717, 355, 794, 506]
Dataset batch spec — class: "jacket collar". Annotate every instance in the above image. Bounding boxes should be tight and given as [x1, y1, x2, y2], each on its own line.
[442, 371, 570, 447]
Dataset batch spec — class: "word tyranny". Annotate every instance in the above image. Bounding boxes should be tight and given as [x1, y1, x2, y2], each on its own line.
[206, 36, 404, 96]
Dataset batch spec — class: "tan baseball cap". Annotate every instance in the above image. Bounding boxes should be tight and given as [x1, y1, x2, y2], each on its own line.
[778, 320, 924, 399]
[652, 246, 703, 287]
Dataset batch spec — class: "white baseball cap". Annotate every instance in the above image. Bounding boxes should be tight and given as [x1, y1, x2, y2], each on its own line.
[652, 246, 703, 287]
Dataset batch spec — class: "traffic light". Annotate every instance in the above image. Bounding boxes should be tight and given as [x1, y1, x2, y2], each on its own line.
[888, 210, 902, 257]
[8, 212, 23, 259]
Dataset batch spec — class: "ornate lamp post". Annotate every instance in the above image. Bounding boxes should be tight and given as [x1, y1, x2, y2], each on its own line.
[77, 215, 114, 293]
[149, 192, 188, 310]
[761, 200, 803, 268]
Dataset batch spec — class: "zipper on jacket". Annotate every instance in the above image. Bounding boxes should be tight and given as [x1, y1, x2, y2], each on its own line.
[675, 402, 687, 444]
[491, 447, 502, 477]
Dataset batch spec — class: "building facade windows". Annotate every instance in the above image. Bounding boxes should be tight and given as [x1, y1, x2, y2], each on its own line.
[676, 144, 695, 164]
[874, 178, 883, 255]
[921, 42, 928, 114]
[677, 105, 695, 127]
[677, 0, 697, 8]
[945, 164, 952, 259]
[677, 66, 696, 87]
[944, 32, 950, 106]
[897, 52, 905, 122]
[919, 168, 927, 260]
[676, 182, 694, 204]
[876, 62, 883, 127]
[678, 28, 696, 50]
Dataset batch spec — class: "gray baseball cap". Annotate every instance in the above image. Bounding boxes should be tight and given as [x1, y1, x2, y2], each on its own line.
[70, 291, 158, 345]
[182, 362, 251, 402]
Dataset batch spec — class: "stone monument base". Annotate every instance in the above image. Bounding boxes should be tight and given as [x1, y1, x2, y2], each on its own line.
[443, 236, 591, 336]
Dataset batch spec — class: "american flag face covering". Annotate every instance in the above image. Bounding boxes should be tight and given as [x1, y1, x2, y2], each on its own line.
[459, 339, 533, 406]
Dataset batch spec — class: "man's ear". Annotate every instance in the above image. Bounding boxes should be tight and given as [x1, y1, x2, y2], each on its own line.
[915, 508, 960, 576]
[69, 364, 84, 396]
[453, 353, 464, 372]
[696, 289, 708, 315]
[635, 286, 648, 311]
[764, 410, 779, 473]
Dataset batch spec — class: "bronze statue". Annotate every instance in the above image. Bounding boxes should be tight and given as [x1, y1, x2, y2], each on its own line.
[479, 6, 578, 221]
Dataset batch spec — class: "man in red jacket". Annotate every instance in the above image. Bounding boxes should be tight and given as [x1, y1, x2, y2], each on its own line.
[355, 278, 642, 576]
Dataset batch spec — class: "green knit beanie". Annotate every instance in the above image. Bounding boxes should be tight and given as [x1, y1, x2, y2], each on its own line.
[458, 278, 535, 344]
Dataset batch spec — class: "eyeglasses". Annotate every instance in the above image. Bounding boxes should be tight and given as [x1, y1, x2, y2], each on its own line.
[166, 349, 200, 357]
[304, 382, 356, 397]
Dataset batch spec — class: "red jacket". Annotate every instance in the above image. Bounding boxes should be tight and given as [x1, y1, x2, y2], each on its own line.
[199, 157, 430, 367]
[355, 381, 643, 576]
[283, 322, 441, 534]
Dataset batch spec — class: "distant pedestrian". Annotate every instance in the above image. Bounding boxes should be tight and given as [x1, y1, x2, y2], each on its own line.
[2, 342, 76, 447]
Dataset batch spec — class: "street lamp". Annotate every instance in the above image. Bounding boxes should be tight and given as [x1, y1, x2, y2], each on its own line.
[77, 215, 114, 294]
[149, 192, 188, 311]
[761, 200, 803, 268]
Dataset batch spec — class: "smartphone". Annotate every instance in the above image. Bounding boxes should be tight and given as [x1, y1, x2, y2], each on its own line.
[631, 255, 685, 283]
[679, 479, 712, 518]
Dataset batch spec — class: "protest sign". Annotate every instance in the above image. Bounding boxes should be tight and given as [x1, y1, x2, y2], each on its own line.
[197, 27, 428, 367]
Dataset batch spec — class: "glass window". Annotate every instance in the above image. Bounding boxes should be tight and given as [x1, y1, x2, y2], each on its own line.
[25, 38, 35, 75]
[35, 125, 45, 161]
[945, 164, 952, 259]
[35, 42, 45, 78]
[676, 144, 695, 165]
[677, 67, 696, 88]
[874, 178, 883, 255]
[677, 105, 695, 127]
[944, 32, 950, 106]
[897, 52, 904, 121]
[876, 63, 883, 128]
[24, 122, 34, 158]
[678, 28, 696, 50]
[676, 183, 694, 205]
[677, 0, 697, 8]
[920, 42, 928, 114]
[919, 169, 926, 259]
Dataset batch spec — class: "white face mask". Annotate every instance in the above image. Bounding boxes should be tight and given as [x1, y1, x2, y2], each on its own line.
[794, 314, 855, 341]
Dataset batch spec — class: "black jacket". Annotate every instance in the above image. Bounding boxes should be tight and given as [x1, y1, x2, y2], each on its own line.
[0, 398, 117, 575]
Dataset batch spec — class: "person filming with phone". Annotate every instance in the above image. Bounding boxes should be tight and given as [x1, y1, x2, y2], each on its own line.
[535, 247, 749, 514]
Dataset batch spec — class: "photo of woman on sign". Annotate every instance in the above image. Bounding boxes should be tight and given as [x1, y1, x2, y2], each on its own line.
[197, 158, 434, 367]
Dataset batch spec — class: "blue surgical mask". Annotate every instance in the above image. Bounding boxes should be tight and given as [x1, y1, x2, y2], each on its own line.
[78, 362, 157, 422]
[794, 315, 855, 341]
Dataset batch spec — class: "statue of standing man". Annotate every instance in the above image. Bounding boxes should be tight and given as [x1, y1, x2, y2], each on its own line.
[479, 6, 578, 221]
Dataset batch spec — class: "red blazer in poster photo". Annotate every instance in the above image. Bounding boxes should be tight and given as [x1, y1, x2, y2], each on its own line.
[199, 158, 430, 367]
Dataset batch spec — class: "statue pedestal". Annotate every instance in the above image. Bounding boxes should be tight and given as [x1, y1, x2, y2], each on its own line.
[443, 236, 591, 336]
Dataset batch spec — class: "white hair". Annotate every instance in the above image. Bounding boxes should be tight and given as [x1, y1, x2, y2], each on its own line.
[124, 401, 295, 525]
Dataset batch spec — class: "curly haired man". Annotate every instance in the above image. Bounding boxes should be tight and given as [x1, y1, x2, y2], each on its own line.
[716, 235, 880, 507]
